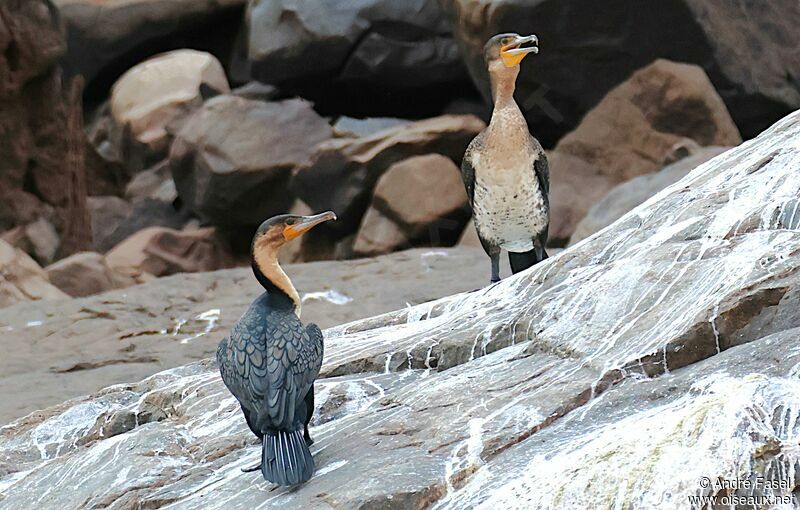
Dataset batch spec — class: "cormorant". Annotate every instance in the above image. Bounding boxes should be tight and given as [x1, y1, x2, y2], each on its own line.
[462, 33, 550, 283]
[217, 211, 336, 486]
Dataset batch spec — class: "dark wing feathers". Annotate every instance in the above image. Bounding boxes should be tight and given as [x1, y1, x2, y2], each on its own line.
[461, 132, 484, 207]
[530, 136, 549, 197]
[217, 304, 323, 435]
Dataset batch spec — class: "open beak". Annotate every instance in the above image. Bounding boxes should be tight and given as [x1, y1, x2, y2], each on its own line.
[501, 34, 539, 68]
[283, 211, 337, 240]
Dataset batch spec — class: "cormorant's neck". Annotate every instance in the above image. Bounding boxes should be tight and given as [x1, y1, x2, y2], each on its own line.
[489, 66, 520, 111]
[251, 240, 301, 315]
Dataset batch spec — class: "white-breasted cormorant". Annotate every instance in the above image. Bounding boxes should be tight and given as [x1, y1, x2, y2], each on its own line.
[462, 33, 549, 283]
[217, 211, 336, 486]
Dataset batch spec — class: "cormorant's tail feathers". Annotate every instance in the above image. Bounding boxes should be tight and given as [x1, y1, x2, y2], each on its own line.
[262, 430, 315, 486]
[508, 248, 547, 274]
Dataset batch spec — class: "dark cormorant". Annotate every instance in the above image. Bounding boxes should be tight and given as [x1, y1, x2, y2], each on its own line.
[217, 211, 336, 486]
[462, 33, 550, 283]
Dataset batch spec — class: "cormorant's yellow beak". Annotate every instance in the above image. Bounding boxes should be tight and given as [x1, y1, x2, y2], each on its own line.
[501, 34, 539, 68]
[283, 211, 337, 240]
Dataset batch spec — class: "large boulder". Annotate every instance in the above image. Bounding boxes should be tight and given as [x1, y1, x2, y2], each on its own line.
[2, 110, 800, 507]
[105, 226, 236, 279]
[45, 251, 133, 298]
[292, 114, 485, 234]
[569, 146, 730, 245]
[87, 196, 188, 253]
[438, 0, 800, 142]
[353, 154, 470, 256]
[554, 60, 741, 181]
[0, 240, 67, 308]
[247, 0, 468, 114]
[0, 0, 92, 261]
[54, 0, 246, 100]
[110, 50, 231, 152]
[547, 59, 742, 244]
[170, 95, 333, 228]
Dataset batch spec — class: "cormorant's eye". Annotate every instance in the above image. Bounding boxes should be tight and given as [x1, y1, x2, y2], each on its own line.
[285, 218, 296, 225]
[501, 37, 512, 46]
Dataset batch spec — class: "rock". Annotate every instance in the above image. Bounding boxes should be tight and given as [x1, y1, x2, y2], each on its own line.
[353, 155, 470, 256]
[247, 0, 467, 90]
[0, 240, 67, 308]
[458, 220, 480, 248]
[105, 226, 235, 278]
[292, 114, 485, 234]
[45, 252, 131, 298]
[439, 0, 800, 143]
[1, 218, 61, 266]
[124, 162, 177, 203]
[86, 196, 133, 251]
[3, 109, 800, 507]
[54, 0, 246, 99]
[332, 116, 410, 138]
[570, 146, 730, 245]
[0, 1, 92, 261]
[546, 59, 742, 243]
[110, 50, 230, 152]
[85, 101, 146, 194]
[0, 247, 496, 422]
[545, 152, 614, 246]
[229, 82, 279, 102]
[87, 196, 188, 253]
[170, 95, 333, 228]
[555, 60, 741, 182]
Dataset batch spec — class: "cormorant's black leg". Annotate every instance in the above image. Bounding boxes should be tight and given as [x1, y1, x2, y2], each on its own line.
[303, 385, 315, 446]
[490, 251, 500, 283]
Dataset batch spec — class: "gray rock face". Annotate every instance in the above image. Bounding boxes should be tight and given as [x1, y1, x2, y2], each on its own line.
[0, 247, 497, 424]
[0, 0, 92, 262]
[247, 0, 464, 88]
[44, 251, 128, 298]
[87, 196, 187, 253]
[2, 111, 800, 507]
[170, 95, 333, 228]
[546, 59, 741, 244]
[291, 114, 484, 234]
[55, 0, 246, 96]
[438, 0, 800, 142]
[569, 146, 730, 245]
[353, 154, 470, 257]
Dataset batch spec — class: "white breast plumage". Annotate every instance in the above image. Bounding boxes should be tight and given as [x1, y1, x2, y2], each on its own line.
[472, 153, 547, 252]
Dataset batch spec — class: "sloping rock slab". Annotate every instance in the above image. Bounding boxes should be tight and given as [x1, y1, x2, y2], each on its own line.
[0, 247, 497, 424]
[2, 112, 800, 507]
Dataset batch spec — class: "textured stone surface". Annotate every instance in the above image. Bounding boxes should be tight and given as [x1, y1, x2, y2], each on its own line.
[0, 240, 67, 308]
[554, 60, 741, 181]
[439, 0, 800, 143]
[292, 114, 484, 234]
[87, 196, 187, 253]
[0, 0, 92, 262]
[44, 251, 131, 298]
[54, 0, 246, 97]
[569, 146, 730, 245]
[353, 154, 470, 256]
[105, 226, 236, 279]
[171, 95, 332, 228]
[110, 50, 230, 151]
[0, 247, 499, 423]
[547, 59, 741, 243]
[1, 109, 800, 509]
[247, 0, 466, 88]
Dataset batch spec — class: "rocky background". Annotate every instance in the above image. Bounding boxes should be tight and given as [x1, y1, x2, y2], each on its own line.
[0, 0, 797, 306]
[1, 1, 800, 507]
